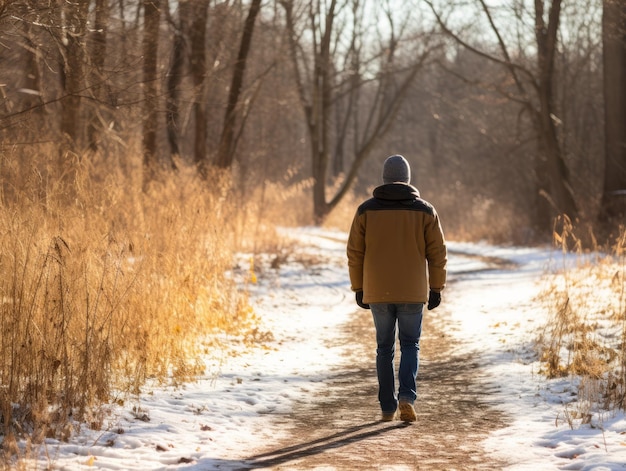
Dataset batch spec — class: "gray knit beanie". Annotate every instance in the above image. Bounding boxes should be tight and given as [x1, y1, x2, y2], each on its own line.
[382, 155, 410, 184]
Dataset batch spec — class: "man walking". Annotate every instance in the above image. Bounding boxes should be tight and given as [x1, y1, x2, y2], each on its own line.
[347, 154, 447, 422]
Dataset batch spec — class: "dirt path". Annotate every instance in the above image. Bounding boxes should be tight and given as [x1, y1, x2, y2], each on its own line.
[240, 304, 510, 470]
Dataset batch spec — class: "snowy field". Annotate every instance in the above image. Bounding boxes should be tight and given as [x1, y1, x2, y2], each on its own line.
[20, 226, 626, 470]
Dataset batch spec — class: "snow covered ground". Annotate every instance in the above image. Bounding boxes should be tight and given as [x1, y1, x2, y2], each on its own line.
[23, 226, 626, 470]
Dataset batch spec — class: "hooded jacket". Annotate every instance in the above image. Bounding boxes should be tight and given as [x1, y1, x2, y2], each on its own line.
[347, 183, 447, 304]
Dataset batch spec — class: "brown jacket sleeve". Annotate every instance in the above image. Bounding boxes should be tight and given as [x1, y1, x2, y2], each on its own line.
[425, 209, 447, 292]
[347, 209, 365, 292]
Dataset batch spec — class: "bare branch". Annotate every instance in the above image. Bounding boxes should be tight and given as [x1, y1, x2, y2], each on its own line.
[424, 0, 537, 94]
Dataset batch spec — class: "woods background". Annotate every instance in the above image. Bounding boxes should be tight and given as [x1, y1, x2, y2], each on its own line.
[0, 0, 624, 242]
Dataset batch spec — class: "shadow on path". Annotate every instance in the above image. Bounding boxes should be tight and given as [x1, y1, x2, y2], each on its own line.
[242, 421, 410, 469]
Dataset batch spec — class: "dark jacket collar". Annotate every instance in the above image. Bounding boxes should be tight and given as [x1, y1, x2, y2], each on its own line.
[373, 183, 421, 201]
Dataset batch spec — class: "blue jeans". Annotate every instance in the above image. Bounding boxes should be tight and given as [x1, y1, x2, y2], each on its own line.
[370, 303, 424, 413]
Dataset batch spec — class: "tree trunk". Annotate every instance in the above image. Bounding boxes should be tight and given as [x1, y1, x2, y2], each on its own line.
[142, 0, 161, 185]
[189, 1, 209, 178]
[54, 1, 90, 196]
[533, 0, 578, 228]
[310, 0, 336, 223]
[214, 0, 262, 169]
[59, 1, 90, 159]
[600, 0, 626, 227]
[165, 0, 186, 165]
[87, 0, 109, 152]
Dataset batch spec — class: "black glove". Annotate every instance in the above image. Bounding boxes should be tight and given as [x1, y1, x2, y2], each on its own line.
[427, 290, 441, 310]
[355, 290, 370, 309]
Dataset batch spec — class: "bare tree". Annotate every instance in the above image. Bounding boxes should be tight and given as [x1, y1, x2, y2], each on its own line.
[142, 0, 161, 184]
[600, 0, 626, 228]
[214, 0, 262, 169]
[427, 0, 578, 230]
[86, 0, 110, 152]
[189, 0, 210, 178]
[59, 0, 90, 172]
[165, 0, 187, 162]
[281, 0, 434, 223]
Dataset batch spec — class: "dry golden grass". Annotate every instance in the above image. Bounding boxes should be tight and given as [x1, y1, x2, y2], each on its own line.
[231, 174, 315, 254]
[322, 181, 531, 245]
[537, 216, 626, 422]
[0, 148, 278, 459]
[323, 189, 361, 233]
[429, 187, 535, 245]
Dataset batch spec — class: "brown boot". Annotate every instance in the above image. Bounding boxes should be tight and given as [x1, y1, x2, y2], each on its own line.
[398, 401, 416, 422]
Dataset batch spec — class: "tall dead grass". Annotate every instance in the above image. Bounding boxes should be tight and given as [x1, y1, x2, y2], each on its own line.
[538, 216, 626, 426]
[0, 148, 264, 458]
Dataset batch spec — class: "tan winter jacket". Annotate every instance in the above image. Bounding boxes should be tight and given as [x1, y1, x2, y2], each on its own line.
[347, 183, 447, 304]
